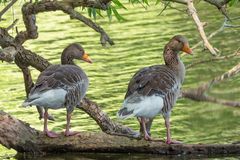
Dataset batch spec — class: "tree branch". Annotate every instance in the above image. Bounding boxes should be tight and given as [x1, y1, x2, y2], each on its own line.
[0, 0, 17, 21]
[0, 0, 135, 139]
[1, 110, 240, 155]
[182, 62, 240, 107]
[187, 0, 218, 55]
[203, 0, 231, 20]
[6, 19, 19, 31]
[192, 17, 240, 51]
[186, 50, 240, 68]
[162, 0, 187, 4]
[61, 7, 114, 46]
[14, 1, 114, 46]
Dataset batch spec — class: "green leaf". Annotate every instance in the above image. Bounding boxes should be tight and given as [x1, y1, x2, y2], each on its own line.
[87, 8, 92, 18]
[92, 8, 97, 20]
[111, 6, 126, 21]
[112, 0, 127, 9]
[156, 0, 161, 5]
[107, 7, 112, 21]
[96, 9, 104, 18]
[229, 0, 239, 6]
[143, 0, 149, 5]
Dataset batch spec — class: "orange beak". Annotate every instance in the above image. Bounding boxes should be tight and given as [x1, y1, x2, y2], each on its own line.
[182, 43, 193, 54]
[82, 53, 93, 63]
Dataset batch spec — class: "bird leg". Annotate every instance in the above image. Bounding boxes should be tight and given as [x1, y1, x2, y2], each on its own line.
[140, 117, 152, 141]
[43, 109, 58, 138]
[139, 118, 153, 137]
[164, 116, 182, 144]
[65, 112, 79, 136]
[37, 106, 55, 121]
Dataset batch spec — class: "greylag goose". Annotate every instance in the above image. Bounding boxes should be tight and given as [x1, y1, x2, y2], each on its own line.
[117, 35, 192, 144]
[23, 43, 92, 138]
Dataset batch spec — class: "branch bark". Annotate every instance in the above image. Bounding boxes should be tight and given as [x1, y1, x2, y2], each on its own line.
[182, 62, 240, 107]
[186, 50, 240, 68]
[187, 0, 218, 55]
[14, 1, 113, 46]
[203, 0, 231, 20]
[0, 0, 17, 21]
[0, 0, 239, 156]
[1, 110, 240, 155]
[0, 0, 133, 138]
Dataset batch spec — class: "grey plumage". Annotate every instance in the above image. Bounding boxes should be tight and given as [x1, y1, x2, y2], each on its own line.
[22, 43, 92, 137]
[117, 35, 192, 143]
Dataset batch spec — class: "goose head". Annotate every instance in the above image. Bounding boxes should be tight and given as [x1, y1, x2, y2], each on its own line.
[61, 43, 93, 65]
[166, 35, 192, 54]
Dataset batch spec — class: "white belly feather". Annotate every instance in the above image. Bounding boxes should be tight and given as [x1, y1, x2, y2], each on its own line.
[119, 94, 164, 119]
[23, 89, 67, 109]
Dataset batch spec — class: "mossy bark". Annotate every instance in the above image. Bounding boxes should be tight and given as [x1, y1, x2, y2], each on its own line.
[1, 111, 240, 155]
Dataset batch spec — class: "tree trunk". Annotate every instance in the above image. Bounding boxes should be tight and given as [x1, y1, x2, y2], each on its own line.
[0, 110, 239, 155]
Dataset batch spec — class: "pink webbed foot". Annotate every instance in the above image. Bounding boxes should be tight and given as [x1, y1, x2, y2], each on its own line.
[144, 133, 152, 141]
[166, 139, 182, 144]
[64, 130, 80, 137]
[44, 130, 58, 138]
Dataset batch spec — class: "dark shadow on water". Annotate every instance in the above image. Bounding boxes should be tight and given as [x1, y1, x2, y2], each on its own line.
[15, 152, 240, 160]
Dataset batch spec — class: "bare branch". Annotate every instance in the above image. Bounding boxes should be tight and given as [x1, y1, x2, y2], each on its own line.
[62, 8, 114, 46]
[203, 0, 231, 20]
[0, 0, 18, 21]
[182, 57, 240, 108]
[14, 1, 114, 46]
[60, 0, 111, 10]
[210, 63, 240, 86]
[182, 89, 240, 107]
[187, 0, 218, 56]
[6, 19, 19, 31]
[162, 0, 187, 5]
[192, 18, 240, 50]
[186, 51, 240, 68]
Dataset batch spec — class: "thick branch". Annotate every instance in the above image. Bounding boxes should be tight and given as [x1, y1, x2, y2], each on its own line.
[59, 0, 111, 10]
[1, 110, 240, 155]
[187, 0, 218, 55]
[79, 98, 139, 137]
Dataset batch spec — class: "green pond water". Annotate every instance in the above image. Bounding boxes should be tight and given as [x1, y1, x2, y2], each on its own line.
[0, 1, 240, 159]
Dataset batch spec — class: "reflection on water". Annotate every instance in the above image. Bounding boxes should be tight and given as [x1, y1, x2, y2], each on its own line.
[13, 152, 240, 160]
[0, 1, 240, 159]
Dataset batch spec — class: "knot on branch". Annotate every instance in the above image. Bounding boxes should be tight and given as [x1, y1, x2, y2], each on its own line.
[0, 46, 17, 62]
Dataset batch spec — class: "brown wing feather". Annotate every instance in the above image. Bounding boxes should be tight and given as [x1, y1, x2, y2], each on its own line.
[125, 65, 178, 99]
[30, 65, 88, 95]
